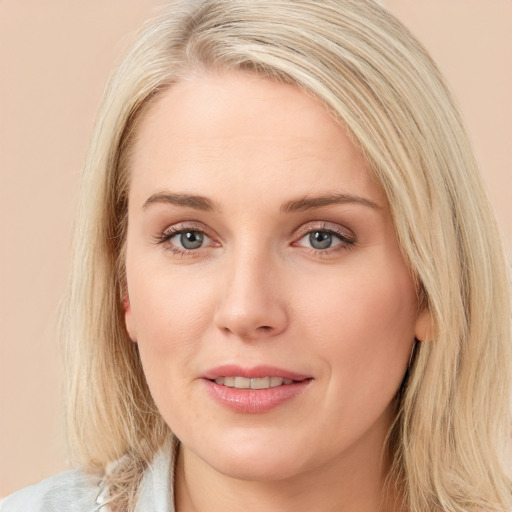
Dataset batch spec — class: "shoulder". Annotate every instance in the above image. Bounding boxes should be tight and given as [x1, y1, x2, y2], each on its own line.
[0, 469, 102, 512]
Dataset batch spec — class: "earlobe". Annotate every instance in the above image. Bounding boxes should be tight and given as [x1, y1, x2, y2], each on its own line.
[123, 295, 137, 343]
[415, 308, 432, 343]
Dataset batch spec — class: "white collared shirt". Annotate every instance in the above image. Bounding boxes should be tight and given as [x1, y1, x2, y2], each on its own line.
[0, 445, 176, 512]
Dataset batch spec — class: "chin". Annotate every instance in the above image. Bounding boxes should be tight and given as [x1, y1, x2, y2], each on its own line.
[210, 452, 308, 482]
[184, 429, 315, 482]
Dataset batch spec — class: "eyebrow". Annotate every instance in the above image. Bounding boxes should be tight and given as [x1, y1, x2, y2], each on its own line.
[281, 193, 382, 213]
[142, 191, 382, 213]
[143, 192, 217, 211]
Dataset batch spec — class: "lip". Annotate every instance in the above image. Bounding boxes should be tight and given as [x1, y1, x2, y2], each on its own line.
[201, 365, 313, 413]
[202, 364, 311, 381]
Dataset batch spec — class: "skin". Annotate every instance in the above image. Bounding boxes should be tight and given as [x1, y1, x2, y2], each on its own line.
[124, 70, 426, 512]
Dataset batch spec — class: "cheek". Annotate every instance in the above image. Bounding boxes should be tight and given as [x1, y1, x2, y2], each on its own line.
[299, 254, 417, 390]
[125, 254, 215, 385]
[128, 247, 210, 329]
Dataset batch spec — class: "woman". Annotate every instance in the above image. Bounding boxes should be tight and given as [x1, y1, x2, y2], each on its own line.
[2, 0, 511, 511]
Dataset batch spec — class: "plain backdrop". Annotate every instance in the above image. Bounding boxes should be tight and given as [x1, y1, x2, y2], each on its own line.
[1, 0, 511, 497]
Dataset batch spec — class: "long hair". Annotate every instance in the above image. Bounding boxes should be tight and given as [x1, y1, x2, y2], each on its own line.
[62, 1, 512, 510]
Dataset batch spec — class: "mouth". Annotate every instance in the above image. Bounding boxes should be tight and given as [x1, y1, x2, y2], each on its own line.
[202, 365, 311, 387]
[212, 376, 301, 389]
[202, 365, 313, 413]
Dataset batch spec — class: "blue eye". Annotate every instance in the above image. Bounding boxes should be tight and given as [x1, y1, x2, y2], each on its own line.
[308, 231, 336, 249]
[169, 230, 207, 250]
[296, 227, 353, 252]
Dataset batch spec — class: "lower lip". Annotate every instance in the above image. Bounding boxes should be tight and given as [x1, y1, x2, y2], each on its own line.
[203, 379, 312, 413]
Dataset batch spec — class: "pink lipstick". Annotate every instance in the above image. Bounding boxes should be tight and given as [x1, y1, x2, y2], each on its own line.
[202, 365, 312, 413]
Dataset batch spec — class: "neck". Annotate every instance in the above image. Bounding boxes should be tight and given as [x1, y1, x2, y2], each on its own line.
[174, 425, 405, 512]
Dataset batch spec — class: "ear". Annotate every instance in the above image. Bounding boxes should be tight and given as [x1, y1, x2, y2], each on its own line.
[123, 294, 137, 343]
[415, 308, 432, 343]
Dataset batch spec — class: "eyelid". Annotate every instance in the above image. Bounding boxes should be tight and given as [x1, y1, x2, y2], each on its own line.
[292, 221, 357, 253]
[154, 221, 220, 249]
[293, 221, 355, 242]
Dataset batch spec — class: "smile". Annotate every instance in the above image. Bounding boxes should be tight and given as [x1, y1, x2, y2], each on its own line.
[203, 366, 313, 413]
[213, 376, 295, 389]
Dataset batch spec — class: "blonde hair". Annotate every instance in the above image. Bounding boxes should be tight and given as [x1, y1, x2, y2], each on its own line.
[63, 1, 512, 510]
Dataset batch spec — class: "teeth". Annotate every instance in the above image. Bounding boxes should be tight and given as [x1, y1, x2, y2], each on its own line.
[223, 376, 235, 387]
[270, 377, 284, 387]
[214, 376, 294, 389]
[250, 377, 270, 389]
[234, 376, 251, 389]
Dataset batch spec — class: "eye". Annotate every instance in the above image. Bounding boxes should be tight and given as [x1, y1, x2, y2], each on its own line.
[294, 225, 355, 253]
[168, 230, 209, 250]
[307, 230, 339, 250]
[154, 224, 217, 254]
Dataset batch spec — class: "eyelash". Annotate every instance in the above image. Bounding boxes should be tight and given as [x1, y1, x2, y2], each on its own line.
[154, 223, 217, 256]
[154, 222, 356, 256]
[294, 223, 356, 255]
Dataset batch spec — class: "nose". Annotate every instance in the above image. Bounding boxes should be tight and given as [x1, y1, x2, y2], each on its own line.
[213, 248, 289, 341]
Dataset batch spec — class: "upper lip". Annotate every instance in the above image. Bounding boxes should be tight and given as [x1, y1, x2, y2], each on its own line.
[202, 364, 311, 381]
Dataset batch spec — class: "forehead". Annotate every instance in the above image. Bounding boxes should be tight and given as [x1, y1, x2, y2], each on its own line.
[128, 70, 386, 208]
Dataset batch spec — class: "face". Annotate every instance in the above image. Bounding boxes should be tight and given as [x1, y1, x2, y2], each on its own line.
[124, 70, 423, 482]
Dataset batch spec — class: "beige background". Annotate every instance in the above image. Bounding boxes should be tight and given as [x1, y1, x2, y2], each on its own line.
[1, 0, 510, 497]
